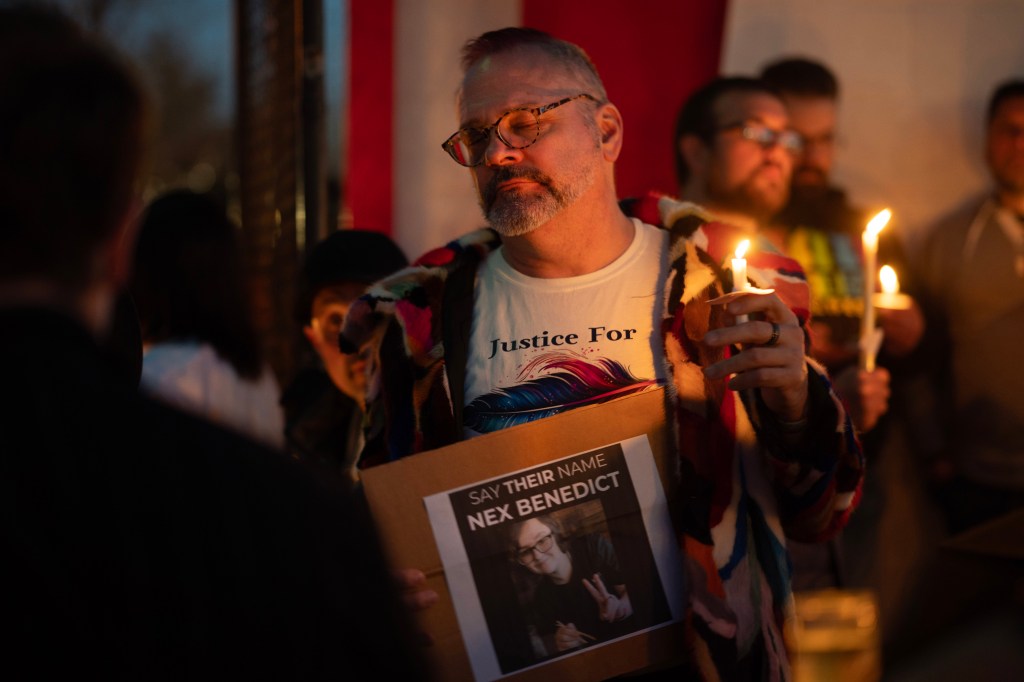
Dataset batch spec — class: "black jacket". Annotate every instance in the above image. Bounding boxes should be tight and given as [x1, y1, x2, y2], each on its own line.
[0, 307, 426, 680]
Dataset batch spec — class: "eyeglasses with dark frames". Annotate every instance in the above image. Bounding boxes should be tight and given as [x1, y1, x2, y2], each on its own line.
[442, 93, 598, 167]
[515, 532, 555, 564]
[718, 121, 804, 155]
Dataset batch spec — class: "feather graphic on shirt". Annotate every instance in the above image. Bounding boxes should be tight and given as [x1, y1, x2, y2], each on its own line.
[464, 353, 657, 433]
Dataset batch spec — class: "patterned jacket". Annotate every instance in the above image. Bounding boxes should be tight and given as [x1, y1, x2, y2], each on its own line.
[341, 193, 864, 680]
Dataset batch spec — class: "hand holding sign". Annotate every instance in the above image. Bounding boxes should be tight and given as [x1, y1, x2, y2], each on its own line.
[393, 567, 439, 611]
[583, 573, 633, 623]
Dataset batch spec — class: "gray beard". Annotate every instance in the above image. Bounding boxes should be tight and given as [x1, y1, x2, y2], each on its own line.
[487, 190, 562, 237]
[479, 164, 593, 237]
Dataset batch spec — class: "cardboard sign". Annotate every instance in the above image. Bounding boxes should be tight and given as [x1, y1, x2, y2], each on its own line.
[361, 388, 687, 681]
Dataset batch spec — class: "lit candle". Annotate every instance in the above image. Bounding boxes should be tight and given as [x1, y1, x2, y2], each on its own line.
[732, 239, 751, 324]
[873, 265, 913, 310]
[860, 209, 891, 370]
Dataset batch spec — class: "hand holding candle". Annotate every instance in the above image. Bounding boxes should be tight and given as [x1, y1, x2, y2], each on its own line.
[859, 209, 891, 371]
[703, 280, 808, 423]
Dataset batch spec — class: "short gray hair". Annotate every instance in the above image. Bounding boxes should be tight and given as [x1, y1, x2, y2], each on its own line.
[460, 27, 608, 102]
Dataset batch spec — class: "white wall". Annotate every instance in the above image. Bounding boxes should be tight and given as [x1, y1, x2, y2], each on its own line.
[722, 0, 1024, 251]
[394, 0, 519, 260]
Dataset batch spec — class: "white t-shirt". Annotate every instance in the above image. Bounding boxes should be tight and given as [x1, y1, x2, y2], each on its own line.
[141, 341, 285, 450]
[464, 219, 669, 436]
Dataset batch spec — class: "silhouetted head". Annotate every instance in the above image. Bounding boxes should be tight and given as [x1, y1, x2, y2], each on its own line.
[130, 190, 264, 379]
[0, 3, 146, 291]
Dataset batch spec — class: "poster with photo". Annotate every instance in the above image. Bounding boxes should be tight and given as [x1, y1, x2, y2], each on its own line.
[424, 435, 683, 681]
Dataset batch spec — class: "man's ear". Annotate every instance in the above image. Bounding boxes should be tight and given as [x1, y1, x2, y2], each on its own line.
[597, 102, 625, 162]
[302, 324, 316, 343]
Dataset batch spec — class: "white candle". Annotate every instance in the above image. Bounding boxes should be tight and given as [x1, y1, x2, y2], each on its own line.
[860, 209, 891, 370]
[873, 264, 913, 310]
[732, 239, 750, 324]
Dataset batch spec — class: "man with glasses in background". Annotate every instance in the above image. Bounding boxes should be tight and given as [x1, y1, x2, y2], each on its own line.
[675, 73, 896, 594]
[759, 59, 923, 397]
[343, 28, 862, 679]
[675, 77, 804, 238]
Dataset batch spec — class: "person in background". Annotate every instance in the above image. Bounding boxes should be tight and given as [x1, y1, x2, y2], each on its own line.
[0, 5, 424, 676]
[759, 57, 923, 431]
[915, 79, 1024, 533]
[674, 76, 799, 238]
[673, 75, 871, 592]
[282, 229, 407, 483]
[759, 58, 926, 589]
[130, 189, 285, 449]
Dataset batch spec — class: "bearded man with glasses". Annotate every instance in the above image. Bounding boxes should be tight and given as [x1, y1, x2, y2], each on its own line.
[675, 76, 804, 234]
[343, 27, 863, 680]
[675, 75, 897, 597]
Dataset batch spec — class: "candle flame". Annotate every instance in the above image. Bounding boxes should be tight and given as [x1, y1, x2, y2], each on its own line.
[866, 209, 892, 237]
[879, 265, 900, 294]
[735, 239, 750, 259]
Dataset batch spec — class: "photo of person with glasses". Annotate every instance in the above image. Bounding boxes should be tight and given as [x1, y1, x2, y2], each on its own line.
[507, 510, 634, 659]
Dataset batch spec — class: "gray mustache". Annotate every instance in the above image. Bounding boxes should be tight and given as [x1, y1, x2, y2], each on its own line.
[483, 166, 554, 206]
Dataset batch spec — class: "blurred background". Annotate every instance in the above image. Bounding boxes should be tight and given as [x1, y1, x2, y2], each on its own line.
[51, 0, 1024, 382]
